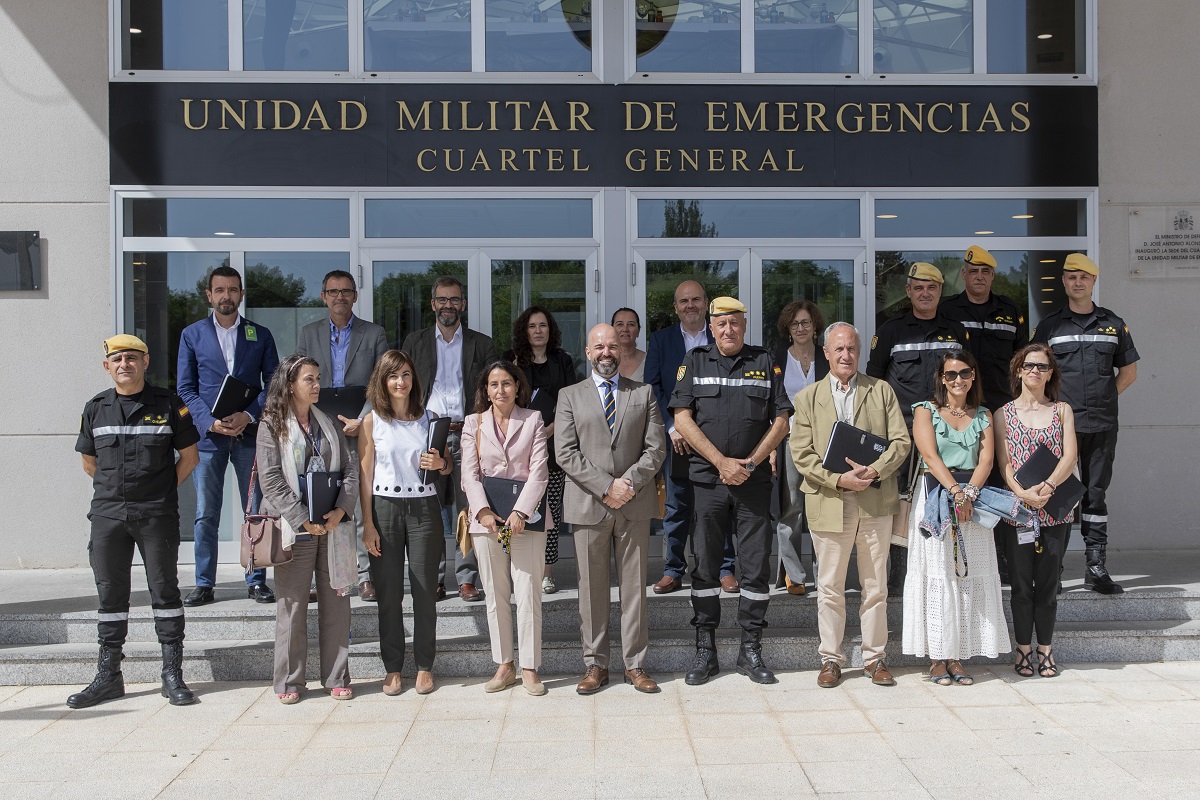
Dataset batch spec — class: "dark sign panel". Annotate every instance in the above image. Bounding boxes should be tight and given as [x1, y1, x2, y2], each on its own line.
[110, 83, 1097, 188]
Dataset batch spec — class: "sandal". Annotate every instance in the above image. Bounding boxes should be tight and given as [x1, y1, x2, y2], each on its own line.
[329, 687, 353, 700]
[1014, 649, 1035, 677]
[1036, 648, 1059, 678]
[277, 692, 300, 705]
[946, 660, 974, 685]
[929, 660, 952, 686]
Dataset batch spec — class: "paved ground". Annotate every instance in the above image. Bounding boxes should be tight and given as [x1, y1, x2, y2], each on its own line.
[2, 660, 1199, 799]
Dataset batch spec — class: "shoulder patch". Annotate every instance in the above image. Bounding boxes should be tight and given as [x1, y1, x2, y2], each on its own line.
[676, 365, 686, 382]
[178, 404, 190, 418]
[1123, 324, 1130, 334]
[1018, 315, 1025, 324]
[772, 365, 782, 375]
[870, 336, 878, 350]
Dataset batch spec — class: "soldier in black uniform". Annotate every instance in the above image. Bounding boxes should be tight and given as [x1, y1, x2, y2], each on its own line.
[867, 262, 968, 592]
[670, 297, 792, 685]
[941, 245, 1029, 582]
[1033, 254, 1139, 594]
[69, 335, 201, 709]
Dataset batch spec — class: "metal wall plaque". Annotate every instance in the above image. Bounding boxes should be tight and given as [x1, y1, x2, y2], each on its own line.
[1129, 206, 1200, 279]
[0, 231, 41, 291]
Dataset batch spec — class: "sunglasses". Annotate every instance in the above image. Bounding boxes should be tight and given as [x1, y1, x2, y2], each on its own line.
[942, 368, 974, 382]
[1021, 362, 1053, 373]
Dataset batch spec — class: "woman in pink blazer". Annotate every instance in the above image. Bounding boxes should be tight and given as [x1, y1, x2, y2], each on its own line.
[461, 360, 552, 695]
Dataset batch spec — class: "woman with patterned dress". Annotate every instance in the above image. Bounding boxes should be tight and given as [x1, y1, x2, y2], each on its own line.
[903, 350, 1010, 685]
[994, 343, 1077, 679]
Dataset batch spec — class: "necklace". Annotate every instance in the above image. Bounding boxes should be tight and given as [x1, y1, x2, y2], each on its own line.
[944, 405, 967, 418]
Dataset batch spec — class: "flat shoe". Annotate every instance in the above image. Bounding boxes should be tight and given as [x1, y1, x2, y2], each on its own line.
[382, 673, 403, 696]
[329, 687, 353, 700]
[946, 660, 973, 685]
[414, 671, 435, 695]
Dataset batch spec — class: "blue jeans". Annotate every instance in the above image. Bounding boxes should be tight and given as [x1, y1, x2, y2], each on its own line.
[192, 438, 265, 588]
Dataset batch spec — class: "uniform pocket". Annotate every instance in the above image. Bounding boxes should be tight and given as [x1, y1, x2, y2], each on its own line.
[744, 385, 770, 421]
[135, 434, 172, 474]
[1094, 342, 1117, 374]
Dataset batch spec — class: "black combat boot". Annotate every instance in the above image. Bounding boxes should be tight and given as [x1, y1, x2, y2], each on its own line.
[684, 628, 719, 686]
[161, 642, 197, 705]
[886, 544, 907, 594]
[735, 629, 776, 684]
[67, 646, 125, 709]
[1084, 546, 1124, 594]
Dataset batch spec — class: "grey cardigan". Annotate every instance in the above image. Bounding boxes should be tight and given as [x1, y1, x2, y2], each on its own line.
[255, 410, 360, 532]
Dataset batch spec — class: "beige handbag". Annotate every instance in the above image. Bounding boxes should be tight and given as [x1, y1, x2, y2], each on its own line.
[454, 413, 484, 557]
[890, 449, 921, 547]
[240, 459, 293, 572]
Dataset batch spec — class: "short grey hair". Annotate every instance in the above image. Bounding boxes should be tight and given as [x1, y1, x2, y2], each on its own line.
[823, 321, 861, 347]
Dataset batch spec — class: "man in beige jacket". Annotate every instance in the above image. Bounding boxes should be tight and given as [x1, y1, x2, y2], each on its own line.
[791, 322, 910, 688]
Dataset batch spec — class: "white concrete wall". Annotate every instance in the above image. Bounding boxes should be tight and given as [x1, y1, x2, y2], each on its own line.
[0, 2, 111, 566]
[1095, 2, 1200, 549]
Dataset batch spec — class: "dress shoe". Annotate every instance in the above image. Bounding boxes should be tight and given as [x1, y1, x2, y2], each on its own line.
[414, 670, 435, 695]
[623, 668, 659, 693]
[359, 581, 377, 602]
[183, 586, 214, 607]
[685, 628, 719, 686]
[459, 583, 483, 602]
[652, 575, 682, 594]
[67, 646, 125, 709]
[382, 672, 403, 696]
[435, 583, 447, 601]
[248, 584, 276, 603]
[784, 575, 806, 596]
[576, 665, 609, 695]
[160, 642, 197, 706]
[817, 661, 842, 688]
[865, 659, 896, 686]
[736, 629, 776, 684]
[720, 574, 740, 593]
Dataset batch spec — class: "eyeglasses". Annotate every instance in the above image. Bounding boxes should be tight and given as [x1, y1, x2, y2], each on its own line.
[942, 368, 975, 382]
[433, 296, 464, 307]
[322, 289, 356, 298]
[788, 320, 813, 330]
[1021, 362, 1053, 373]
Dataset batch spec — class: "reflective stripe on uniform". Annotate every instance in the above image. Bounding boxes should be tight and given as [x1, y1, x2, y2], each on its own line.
[1047, 334, 1119, 347]
[692, 377, 772, 390]
[92, 425, 172, 437]
[739, 588, 770, 601]
[691, 587, 722, 597]
[1081, 514, 1108, 523]
[959, 321, 1017, 335]
[153, 608, 185, 618]
[97, 612, 129, 622]
[889, 341, 961, 356]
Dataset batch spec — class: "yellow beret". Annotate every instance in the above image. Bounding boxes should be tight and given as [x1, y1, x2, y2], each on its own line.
[708, 296, 747, 317]
[906, 262, 944, 284]
[1063, 253, 1099, 275]
[103, 334, 148, 356]
[964, 246, 997, 269]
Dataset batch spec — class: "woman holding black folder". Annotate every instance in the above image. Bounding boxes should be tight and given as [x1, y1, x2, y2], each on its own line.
[994, 344, 1078, 678]
[359, 350, 452, 696]
[257, 355, 359, 704]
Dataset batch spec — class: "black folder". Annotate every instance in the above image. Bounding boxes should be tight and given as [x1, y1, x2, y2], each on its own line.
[316, 386, 368, 429]
[210, 374, 257, 420]
[304, 471, 344, 524]
[420, 416, 453, 484]
[481, 476, 549, 532]
[822, 421, 889, 473]
[1014, 444, 1085, 520]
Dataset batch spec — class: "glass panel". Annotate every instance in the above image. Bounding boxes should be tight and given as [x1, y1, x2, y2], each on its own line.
[875, 249, 1069, 332]
[124, 198, 350, 238]
[364, 0, 471, 72]
[635, 1, 740, 73]
[872, 0, 972, 74]
[372, 260, 469, 349]
[365, 199, 593, 238]
[124, 0, 229, 70]
[988, 0, 1085, 74]
[644, 259, 738, 335]
[761, 259, 855, 352]
[874, 199, 1087, 238]
[755, 0, 858, 73]
[491, 260, 588, 375]
[242, 0, 349, 71]
[244, 252, 350, 358]
[485, 0, 593, 72]
[638, 199, 859, 238]
[0, 231, 41, 291]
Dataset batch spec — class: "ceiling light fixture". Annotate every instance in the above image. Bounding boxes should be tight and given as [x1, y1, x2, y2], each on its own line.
[214, 231, 235, 236]
[876, 214, 898, 219]
[974, 230, 994, 235]
[1012, 214, 1033, 219]
[1037, 33, 1053, 40]
[129, 27, 142, 34]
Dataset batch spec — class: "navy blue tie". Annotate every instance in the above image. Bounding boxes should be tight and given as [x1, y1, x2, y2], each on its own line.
[603, 380, 616, 433]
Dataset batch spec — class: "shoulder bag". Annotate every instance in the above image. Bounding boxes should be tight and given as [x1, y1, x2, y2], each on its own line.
[240, 457, 293, 572]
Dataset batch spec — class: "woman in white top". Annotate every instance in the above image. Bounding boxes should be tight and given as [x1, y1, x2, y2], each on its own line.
[771, 300, 829, 594]
[359, 350, 452, 697]
[612, 307, 646, 382]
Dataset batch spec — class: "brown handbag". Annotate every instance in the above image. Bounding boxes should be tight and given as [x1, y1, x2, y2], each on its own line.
[240, 458, 293, 573]
[454, 412, 486, 556]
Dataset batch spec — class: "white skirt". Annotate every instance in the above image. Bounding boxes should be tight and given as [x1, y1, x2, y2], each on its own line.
[901, 482, 1011, 660]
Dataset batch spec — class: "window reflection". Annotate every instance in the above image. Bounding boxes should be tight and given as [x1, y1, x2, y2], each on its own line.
[874, 199, 1087, 238]
[365, 0, 471, 71]
[373, 260, 468, 349]
[123, 0, 229, 70]
[988, 0, 1085, 74]
[243, 0, 348, 71]
[365, 199, 593, 238]
[644, 259, 738, 335]
[755, 0, 858, 73]
[244, 251, 350, 357]
[123, 198, 350, 238]
[491, 260, 588, 373]
[486, 0, 593, 72]
[638, 199, 859, 238]
[636, 1, 740, 73]
[762, 260, 854, 351]
[872, 0, 972, 74]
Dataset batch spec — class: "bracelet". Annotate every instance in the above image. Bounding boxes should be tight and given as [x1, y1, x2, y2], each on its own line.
[962, 484, 981, 502]
[1045, 479, 1057, 491]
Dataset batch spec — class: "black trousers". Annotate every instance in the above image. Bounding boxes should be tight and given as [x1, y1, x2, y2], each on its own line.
[370, 495, 442, 673]
[1076, 430, 1118, 550]
[1005, 522, 1070, 645]
[89, 514, 184, 648]
[690, 480, 771, 633]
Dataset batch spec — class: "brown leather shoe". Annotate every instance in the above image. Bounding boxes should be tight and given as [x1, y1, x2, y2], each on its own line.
[359, 581, 377, 602]
[652, 575, 682, 594]
[576, 665, 609, 695]
[784, 575, 806, 596]
[865, 659, 896, 686]
[817, 661, 842, 688]
[435, 583, 447, 601]
[720, 574, 740, 593]
[459, 583, 483, 602]
[623, 668, 660, 693]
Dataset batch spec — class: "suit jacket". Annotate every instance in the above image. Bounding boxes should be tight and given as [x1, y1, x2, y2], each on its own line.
[645, 323, 714, 427]
[295, 315, 388, 418]
[554, 376, 667, 526]
[789, 373, 911, 532]
[772, 344, 830, 516]
[401, 325, 499, 416]
[177, 315, 280, 452]
[460, 406, 551, 534]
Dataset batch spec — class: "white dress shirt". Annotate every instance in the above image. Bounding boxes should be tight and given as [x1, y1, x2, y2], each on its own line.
[213, 313, 242, 373]
[428, 325, 464, 421]
[829, 372, 858, 425]
[681, 323, 707, 353]
[591, 371, 619, 417]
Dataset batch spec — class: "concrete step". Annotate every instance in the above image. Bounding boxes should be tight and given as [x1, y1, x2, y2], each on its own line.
[4, 620, 1199, 686]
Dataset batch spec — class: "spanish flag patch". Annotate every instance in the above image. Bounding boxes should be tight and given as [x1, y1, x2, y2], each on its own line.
[178, 405, 190, 418]
[772, 365, 782, 375]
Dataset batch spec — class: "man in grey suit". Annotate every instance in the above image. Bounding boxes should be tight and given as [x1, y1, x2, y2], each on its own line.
[294, 269, 388, 600]
[401, 276, 498, 601]
[556, 324, 667, 694]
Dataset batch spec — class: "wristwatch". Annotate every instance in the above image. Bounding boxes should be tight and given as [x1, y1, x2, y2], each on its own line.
[744, 460, 756, 473]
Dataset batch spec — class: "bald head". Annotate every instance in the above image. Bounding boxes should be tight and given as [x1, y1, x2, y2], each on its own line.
[674, 280, 707, 332]
[586, 324, 620, 378]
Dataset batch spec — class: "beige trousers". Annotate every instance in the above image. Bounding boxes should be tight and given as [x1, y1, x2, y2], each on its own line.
[811, 491, 893, 666]
[272, 536, 351, 694]
[574, 517, 650, 671]
[473, 529, 546, 670]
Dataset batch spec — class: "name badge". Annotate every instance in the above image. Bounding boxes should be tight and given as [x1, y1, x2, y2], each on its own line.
[1017, 528, 1037, 546]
